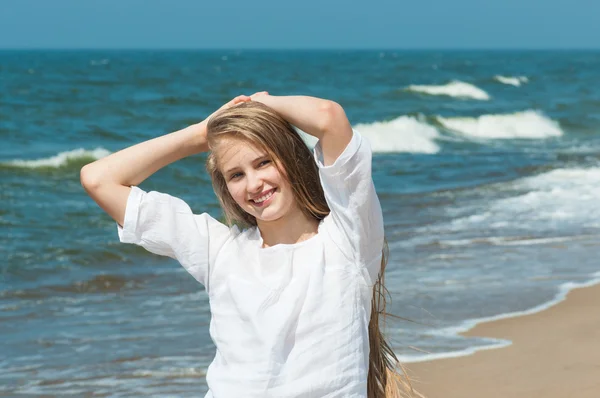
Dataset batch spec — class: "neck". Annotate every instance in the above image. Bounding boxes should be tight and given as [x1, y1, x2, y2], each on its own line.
[257, 206, 319, 248]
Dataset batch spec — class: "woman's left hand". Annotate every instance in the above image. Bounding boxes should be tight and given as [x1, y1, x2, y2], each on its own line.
[249, 91, 269, 101]
[220, 95, 252, 110]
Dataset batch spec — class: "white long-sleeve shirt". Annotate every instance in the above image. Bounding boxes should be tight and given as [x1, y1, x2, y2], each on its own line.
[117, 130, 385, 397]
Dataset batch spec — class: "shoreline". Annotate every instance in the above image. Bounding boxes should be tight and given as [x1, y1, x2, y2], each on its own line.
[399, 270, 600, 364]
[407, 279, 600, 398]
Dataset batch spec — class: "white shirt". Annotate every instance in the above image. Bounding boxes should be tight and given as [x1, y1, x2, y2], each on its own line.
[117, 130, 385, 398]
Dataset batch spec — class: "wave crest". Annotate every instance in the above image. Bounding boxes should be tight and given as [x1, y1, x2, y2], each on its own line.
[436, 110, 563, 139]
[355, 116, 441, 154]
[3, 148, 110, 169]
[494, 75, 528, 87]
[406, 80, 490, 100]
[298, 117, 440, 154]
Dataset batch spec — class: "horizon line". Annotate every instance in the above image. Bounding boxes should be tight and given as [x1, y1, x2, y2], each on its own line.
[1, 47, 599, 52]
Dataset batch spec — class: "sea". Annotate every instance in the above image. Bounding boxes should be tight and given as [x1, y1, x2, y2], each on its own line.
[2, 49, 600, 396]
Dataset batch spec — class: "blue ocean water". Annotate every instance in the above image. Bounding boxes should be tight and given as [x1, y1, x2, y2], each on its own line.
[2, 49, 600, 395]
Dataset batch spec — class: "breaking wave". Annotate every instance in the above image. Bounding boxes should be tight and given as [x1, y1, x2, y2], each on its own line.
[356, 116, 441, 154]
[2, 148, 110, 169]
[406, 80, 490, 100]
[450, 167, 600, 232]
[298, 116, 441, 154]
[494, 75, 529, 87]
[436, 110, 563, 139]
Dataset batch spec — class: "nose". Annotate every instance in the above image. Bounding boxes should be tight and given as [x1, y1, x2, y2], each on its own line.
[246, 170, 263, 194]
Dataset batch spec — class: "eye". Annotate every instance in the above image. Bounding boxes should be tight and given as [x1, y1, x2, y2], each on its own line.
[229, 172, 243, 180]
[258, 159, 271, 167]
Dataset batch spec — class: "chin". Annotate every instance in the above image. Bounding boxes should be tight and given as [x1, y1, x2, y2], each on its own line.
[254, 213, 281, 223]
[254, 207, 289, 223]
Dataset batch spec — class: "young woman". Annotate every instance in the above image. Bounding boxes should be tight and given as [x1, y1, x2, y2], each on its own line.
[81, 93, 417, 397]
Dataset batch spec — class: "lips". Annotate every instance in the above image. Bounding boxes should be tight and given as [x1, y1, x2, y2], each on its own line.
[250, 188, 275, 206]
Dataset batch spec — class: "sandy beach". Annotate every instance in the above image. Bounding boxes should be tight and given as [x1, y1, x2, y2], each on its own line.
[408, 282, 600, 398]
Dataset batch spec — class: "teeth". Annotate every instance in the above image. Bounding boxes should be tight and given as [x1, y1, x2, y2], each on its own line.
[253, 190, 274, 203]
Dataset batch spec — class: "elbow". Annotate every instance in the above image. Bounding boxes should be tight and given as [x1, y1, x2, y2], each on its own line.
[80, 164, 102, 192]
[317, 100, 347, 134]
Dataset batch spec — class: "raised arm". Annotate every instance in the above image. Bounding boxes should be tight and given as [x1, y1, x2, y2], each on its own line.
[253, 93, 384, 281]
[80, 96, 250, 226]
[249, 94, 353, 166]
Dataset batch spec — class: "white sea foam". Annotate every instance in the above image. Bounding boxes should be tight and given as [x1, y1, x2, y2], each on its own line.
[406, 80, 490, 100]
[298, 116, 441, 154]
[355, 116, 441, 154]
[498, 168, 600, 227]
[434, 235, 590, 248]
[4, 148, 111, 168]
[436, 110, 563, 139]
[448, 167, 600, 233]
[407, 167, 600, 249]
[494, 75, 529, 87]
[398, 340, 512, 364]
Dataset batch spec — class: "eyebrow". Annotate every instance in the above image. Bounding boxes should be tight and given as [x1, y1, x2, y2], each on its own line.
[224, 155, 269, 176]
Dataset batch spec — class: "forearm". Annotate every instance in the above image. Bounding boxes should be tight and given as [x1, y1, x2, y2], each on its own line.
[81, 95, 249, 227]
[81, 121, 208, 188]
[252, 95, 344, 139]
[254, 95, 352, 165]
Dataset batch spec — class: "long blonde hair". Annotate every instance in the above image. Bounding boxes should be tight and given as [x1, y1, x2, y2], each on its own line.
[206, 102, 418, 397]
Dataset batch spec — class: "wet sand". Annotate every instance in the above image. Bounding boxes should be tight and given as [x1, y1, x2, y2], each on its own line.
[408, 282, 600, 398]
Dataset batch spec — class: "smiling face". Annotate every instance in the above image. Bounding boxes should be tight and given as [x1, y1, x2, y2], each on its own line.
[214, 136, 299, 224]
[205, 101, 330, 228]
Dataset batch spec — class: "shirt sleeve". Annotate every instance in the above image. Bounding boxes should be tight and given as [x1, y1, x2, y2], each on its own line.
[116, 186, 231, 290]
[314, 129, 385, 284]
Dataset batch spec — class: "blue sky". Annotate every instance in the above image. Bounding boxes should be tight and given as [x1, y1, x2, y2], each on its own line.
[1, 0, 598, 49]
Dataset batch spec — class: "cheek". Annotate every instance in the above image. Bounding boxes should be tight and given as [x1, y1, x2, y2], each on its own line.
[267, 166, 286, 185]
[227, 182, 245, 204]
[274, 174, 295, 204]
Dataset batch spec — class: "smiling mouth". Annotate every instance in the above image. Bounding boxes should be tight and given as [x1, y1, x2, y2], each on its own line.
[250, 189, 275, 205]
